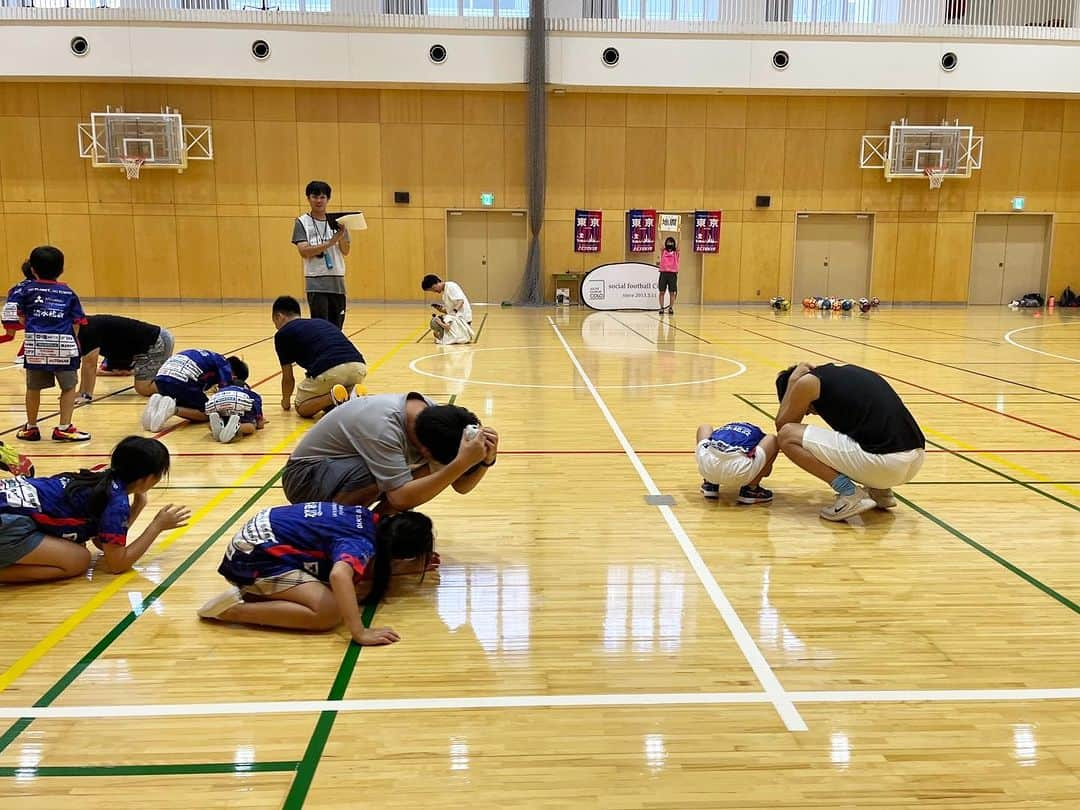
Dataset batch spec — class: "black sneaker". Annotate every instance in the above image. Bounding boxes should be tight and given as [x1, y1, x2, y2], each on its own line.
[700, 481, 720, 499]
[737, 485, 773, 504]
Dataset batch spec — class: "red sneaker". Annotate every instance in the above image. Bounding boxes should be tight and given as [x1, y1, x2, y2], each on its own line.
[52, 424, 91, 442]
[16, 424, 40, 442]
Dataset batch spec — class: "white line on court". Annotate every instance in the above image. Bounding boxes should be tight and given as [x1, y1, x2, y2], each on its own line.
[1004, 322, 1080, 363]
[546, 317, 807, 733]
[4, 688, 1080, 720]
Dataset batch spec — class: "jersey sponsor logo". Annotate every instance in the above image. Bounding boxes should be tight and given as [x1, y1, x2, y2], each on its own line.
[232, 508, 277, 553]
[158, 354, 204, 383]
[0, 479, 42, 510]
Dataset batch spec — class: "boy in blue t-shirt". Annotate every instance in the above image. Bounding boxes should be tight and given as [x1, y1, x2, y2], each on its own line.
[695, 421, 779, 504]
[142, 349, 241, 432]
[203, 357, 266, 443]
[9, 246, 91, 442]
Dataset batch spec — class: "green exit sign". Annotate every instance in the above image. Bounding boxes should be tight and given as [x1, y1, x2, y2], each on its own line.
[480, 192, 495, 207]
[1012, 196, 1025, 211]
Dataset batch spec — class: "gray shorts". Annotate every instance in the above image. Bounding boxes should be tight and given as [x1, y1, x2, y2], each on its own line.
[26, 368, 78, 391]
[282, 457, 376, 504]
[0, 514, 45, 569]
[132, 327, 174, 383]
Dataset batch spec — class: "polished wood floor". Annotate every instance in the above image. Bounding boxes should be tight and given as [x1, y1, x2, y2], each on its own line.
[0, 302, 1078, 808]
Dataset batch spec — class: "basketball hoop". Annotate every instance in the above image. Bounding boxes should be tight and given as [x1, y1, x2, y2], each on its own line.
[120, 156, 145, 180]
[924, 166, 946, 189]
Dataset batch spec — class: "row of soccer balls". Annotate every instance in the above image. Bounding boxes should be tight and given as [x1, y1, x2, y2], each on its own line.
[769, 296, 881, 312]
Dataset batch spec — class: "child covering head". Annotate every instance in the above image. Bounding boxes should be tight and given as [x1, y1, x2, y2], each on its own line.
[695, 421, 779, 504]
[204, 357, 266, 443]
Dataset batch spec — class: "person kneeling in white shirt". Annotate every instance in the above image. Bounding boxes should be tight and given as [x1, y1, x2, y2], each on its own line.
[422, 274, 474, 345]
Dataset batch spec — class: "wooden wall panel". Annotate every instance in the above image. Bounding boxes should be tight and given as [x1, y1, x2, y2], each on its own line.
[743, 129, 785, 210]
[297, 122, 342, 195]
[870, 219, 898, 301]
[254, 121, 300, 206]
[704, 129, 746, 213]
[701, 221, 741, 301]
[546, 126, 586, 211]
[89, 215, 137, 298]
[624, 127, 665, 207]
[586, 94, 626, 127]
[337, 123, 381, 208]
[47, 214, 94, 298]
[133, 216, 180, 298]
[782, 129, 825, 211]
[463, 92, 503, 125]
[977, 131, 1022, 211]
[347, 215, 384, 301]
[1048, 221, 1080, 296]
[175, 216, 221, 299]
[463, 125, 506, 208]
[39, 117, 87, 202]
[382, 219, 424, 301]
[213, 120, 259, 205]
[584, 126, 626, 211]
[1017, 131, 1061, 211]
[421, 123, 464, 208]
[1056, 132, 1080, 212]
[821, 130, 862, 211]
[664, 127, 705, 210]
[0, 117, 44, 202]
[3, 215, 49, 285]
[218, 217, 262, 300]
[259, 217, 303, 300]
[931, 221, 974, 302]
[893, 221, 937, 301]
[423, 217, 446, 281]
[503, 126, 527, 209]
[380, 123, 423, 208]
[739, 221, 781, 301]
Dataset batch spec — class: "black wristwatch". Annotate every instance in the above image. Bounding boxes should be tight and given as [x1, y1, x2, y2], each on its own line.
[481, 458, 496, 467]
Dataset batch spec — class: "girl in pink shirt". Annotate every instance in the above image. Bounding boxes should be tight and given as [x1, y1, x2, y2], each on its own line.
[658, 237, 680, 314]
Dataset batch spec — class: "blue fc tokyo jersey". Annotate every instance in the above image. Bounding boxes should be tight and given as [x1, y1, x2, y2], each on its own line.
[9, 280, 86, 370]
[155, 349, 233, 391]
[219, 503, 377, 586]
[707, 422, 765, 454]
[205, 385, 263, 424]
[0, 475, 130, 546]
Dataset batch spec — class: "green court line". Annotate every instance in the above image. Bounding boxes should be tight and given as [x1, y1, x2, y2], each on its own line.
[473, 312, 489, 344]
[732, 394, 1080, 615]
[0, 761, 299, 778]
[896, 493, 1080, 616]
[448, 393, 457, 404]
[733, 395, 1079, 514]
[282, 603, 375, 810]
[0, 469, 285, 756]
[921, 437, 1080, 514]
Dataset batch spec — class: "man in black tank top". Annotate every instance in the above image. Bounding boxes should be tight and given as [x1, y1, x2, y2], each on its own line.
[774, 362, 926, 522]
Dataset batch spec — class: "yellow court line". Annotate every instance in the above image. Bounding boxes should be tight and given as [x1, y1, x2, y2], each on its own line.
[0, 326, 425, 694]
[924, 425, 1080, 500]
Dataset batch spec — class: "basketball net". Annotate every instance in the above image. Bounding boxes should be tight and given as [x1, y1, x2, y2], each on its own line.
[120, 156, 145, 181]
[924, 166, 946, 190]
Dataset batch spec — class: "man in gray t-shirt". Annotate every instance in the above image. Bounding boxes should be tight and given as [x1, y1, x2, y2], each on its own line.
[282, 392, 498, 512]
[292, 180, 350, 329]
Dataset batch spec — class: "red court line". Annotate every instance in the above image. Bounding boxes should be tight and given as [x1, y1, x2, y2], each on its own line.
[743, 328, 1080, 442]
[24, 448, 1080, 460]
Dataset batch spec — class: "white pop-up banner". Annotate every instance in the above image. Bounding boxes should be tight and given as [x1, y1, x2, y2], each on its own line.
[581, 262, 659, 311]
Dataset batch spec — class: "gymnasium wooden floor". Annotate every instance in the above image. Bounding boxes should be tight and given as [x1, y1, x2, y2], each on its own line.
[0, 301, 1078, 808]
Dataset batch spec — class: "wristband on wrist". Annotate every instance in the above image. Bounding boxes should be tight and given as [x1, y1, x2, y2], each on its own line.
[480, 458, 496, 467]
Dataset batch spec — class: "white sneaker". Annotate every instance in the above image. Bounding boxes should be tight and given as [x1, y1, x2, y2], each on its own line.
[197, 587, 244, 619]
[219, 414, 241, 443]
[867, 488, 897, 509]
[141, 394, 159, 431]
[208, 412, 224, 441]
[820, 488, 877, 522]
[147, 395, 177, 432]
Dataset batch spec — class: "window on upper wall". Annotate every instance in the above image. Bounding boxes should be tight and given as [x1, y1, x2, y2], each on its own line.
[788, 0, 898, 22]
[462, 0, 495, 15]
[499, 0, 530, 16]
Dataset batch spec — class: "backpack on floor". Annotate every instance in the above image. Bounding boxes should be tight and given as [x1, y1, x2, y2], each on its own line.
[1061, 286, 1078, 307]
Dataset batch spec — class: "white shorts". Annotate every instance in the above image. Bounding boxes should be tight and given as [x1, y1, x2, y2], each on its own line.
[696, 441, 766, 488]
[802, 425, 925, 490]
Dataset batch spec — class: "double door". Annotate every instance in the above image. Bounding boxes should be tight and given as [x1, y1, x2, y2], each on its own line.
[792, 213, 873, 302]
[969, 214, 1051, 305]
[446, 211, 528, 304]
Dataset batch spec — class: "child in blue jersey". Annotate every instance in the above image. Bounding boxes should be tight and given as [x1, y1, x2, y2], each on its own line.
[0, 436, 189, 583]
[142, 349, 242, 432]
[0, 261, 34, 345]
[696, 421, 778, 504]
[9, 247, 92, 442]
[198, 503, 437, 647]
[203, 357, 266, 444]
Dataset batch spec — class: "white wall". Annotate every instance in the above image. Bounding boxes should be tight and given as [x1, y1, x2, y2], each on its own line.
[1, 23, 1080, 94]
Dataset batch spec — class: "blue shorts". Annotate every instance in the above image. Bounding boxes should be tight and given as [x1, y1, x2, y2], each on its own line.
[0, 514, 45, 569]
[155, 377, 208, 411]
